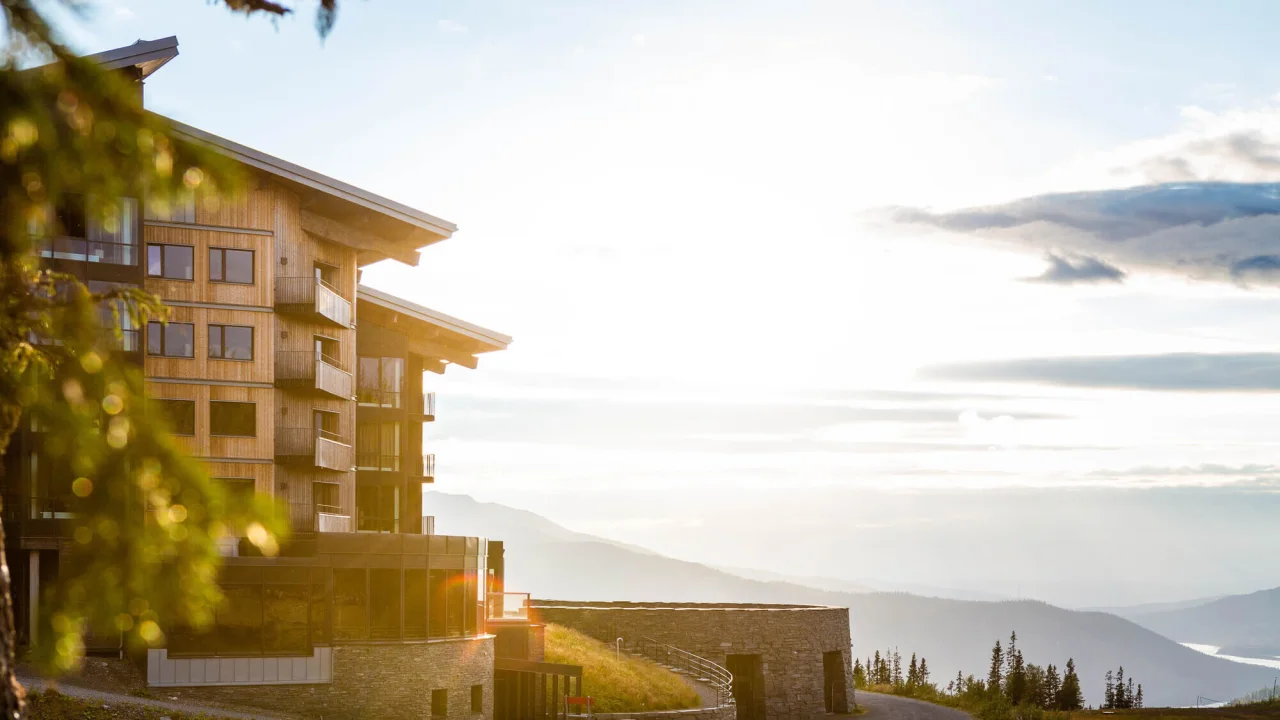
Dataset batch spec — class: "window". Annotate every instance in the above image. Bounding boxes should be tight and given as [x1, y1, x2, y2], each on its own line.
[210, 401, 256, 437]
[357, 356, 405, 407]
[405, 569, 427, 640]
[210, 247, 254, 284]
[147, 321, 194, 357]
[429, 569, 447, 638]
[356, 485, 400, 533]
[357, 421, 401, 471]
[432, 689, 448, 719]
[314, 410, 340, 441]
[446, 569, 464, 637]
[313, 481, 340, 515]
[208, 324, 254, 360]
[333, 568, 367, 641]
[146, 243, 194, 280]
[370, 569, 401, 640]
[263, 585, 309, 655]
[155, 399, 195, 436]
[315, 335, 339, 363]
[471, 685, 483, 714]
[217, 585, 263, 655]
[56, 194, 87, 238]
[216, 478, 256, 512]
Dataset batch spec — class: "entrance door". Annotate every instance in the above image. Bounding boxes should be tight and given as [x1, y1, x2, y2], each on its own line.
[726, 654, 765, 720]
[823, 650, 849, 713]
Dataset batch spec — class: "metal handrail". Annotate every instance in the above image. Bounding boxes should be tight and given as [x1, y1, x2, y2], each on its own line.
[632, 636, 734, 708]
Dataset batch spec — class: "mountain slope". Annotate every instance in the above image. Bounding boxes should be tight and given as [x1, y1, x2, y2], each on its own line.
[423, 492, 1277, 707]
[1125, 587, 1280, 656]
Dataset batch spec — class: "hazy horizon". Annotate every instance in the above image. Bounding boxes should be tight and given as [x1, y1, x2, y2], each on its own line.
[68, 1, 1280, 609]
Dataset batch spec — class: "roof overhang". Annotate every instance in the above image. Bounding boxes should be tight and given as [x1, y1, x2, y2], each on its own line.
[164, 116, 457, 268]
[357, 285, 511, 373]
[83, 36, 179, 80]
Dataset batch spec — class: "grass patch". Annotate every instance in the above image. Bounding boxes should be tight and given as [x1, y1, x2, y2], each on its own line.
[544, 623, 702, 713]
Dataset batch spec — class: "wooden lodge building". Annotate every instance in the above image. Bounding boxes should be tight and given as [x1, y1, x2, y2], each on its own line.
[1, 37, 585, 720]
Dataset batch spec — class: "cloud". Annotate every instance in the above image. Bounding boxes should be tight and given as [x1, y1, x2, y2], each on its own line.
[437, 19, 468, 33]
[892, 182, 1280, 286]
[1026, 253, 1125, 285]
[925, 352, 1280, 391]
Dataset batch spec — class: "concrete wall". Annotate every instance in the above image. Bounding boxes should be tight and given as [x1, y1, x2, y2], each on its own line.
[533, 602, 852, 720]
[172, 636, 494, 720]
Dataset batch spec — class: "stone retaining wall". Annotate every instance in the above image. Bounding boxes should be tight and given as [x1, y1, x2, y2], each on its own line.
[533, 601, 852, 720]
[171, 636, 494, 720]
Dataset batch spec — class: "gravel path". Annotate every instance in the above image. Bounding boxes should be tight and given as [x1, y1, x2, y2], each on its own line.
[857, 691, 973, 720]
[19, 674, 291, 720]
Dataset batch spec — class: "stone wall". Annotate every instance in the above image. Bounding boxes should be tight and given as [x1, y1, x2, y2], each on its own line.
[533, 601, 852, 720]
[172, 637, 494, 720]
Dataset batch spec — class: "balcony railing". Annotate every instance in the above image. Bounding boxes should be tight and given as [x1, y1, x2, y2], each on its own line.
[487, 592, 531, 622]
[410, 453, 436, 482]
[410, 392, 437, 421]
[275, 428, 353, 472]
[285, 501, 351, 533]
[275, 351, 353, 399]
[274, 276, 352, 328]
[37, 237, 137, 266]
[356, 388, 400, 408]
[355, 453, 400, 472]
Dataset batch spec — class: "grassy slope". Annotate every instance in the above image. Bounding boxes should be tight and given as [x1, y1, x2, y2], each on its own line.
[544, 623, 701, 713]
[27, 689, 228, 719]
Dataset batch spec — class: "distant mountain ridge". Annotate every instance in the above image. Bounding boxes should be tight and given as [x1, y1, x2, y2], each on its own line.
[1122, 587, 1280, 657]
[424, 491, 1278, 707]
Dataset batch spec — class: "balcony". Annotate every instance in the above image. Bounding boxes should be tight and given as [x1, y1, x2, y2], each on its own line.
[38, 237, 137, 266]
[487, 592, 531, 622]
[274, 276, 352, 328]
[410, 392, 437, 421]
[276, 351, 353, 400]
[285, 501, 351, 534]
[410, 453, 436, 483]
[275, 428, 353, 472]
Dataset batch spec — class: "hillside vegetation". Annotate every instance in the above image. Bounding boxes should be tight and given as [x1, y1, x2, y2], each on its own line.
[544, 623, 701, 713]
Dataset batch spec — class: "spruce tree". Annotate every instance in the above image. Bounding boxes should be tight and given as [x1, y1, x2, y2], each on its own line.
[873, 651, 883, 685]
[1060, 659, 1084, 711]
[1045, 664, 1061, 710]
[1115, 667, 1127, 709]
[988, 640, 1004, 697]
[1125, 677, 1135, 710]
[854, 659, 866, 689]
[1135, 685, 1143, 709]
[1104, 670, 1115, 709]
[919, 657, 930, 686]
[1007, 648, 1026, 706]
[892, 649, 902, 688]
[908, 653, 919, 688]
[956, 671, 965, 696]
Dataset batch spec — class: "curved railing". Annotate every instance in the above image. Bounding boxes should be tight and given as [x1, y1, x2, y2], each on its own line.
[631, 636, 734, 708]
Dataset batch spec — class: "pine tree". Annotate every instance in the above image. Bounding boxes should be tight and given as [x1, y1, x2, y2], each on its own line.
[988, 640, 1004, 697]
[1006, 648, 1026, 706]
[873, 651, 883, 685]
[919, 657, 930, 686]
[908, 653, 919, 688]
[1045, 664, 1062, 710]
[1115, 667, 1127, 709]
[1125, 677, 1135, 710]
[854, 659, 867, 689]
[1135, 685, 1143, 709]
[955, 671, 965, 696]
[1024, 664, 1045, 709]
[1060, 659, 1084, 711]
[892, 649, 903, 688]
[1104, 670, 1115, 709]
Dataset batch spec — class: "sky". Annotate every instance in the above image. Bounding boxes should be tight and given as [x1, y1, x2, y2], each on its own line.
[57, 0, 1280, 607]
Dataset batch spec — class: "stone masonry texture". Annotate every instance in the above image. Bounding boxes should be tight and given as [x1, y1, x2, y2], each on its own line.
[532, 602, 853, 720]
[173, 637, 495, 720]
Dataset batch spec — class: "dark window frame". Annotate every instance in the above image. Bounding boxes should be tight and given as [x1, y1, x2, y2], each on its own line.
[155, 398, 196, 436]
[471, 685, 483, 714]
[145, 243, 195, 281]
[209, 400, 257, 438]
[209, 246, 255, 285]
[432, 689, 448, 719]
[146, 321, 195, 358]
[208, 324, 255, 361]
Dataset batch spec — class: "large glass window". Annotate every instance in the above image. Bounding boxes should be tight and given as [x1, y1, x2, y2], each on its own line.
[310, 580, 329, 644]
[333, 569, 367, 640]
[405, 569, 427, 639]
[370, 569, 401, 640]
[357, 356, 404, 407]
[155, 398, 195, 436]
[146, 243, 194, 280]
[429, 569, 447, 638]
[356, 421, 401, 471]
[263, 585, 309, 654]
[445, 570, 464, 638]
[209, 247, 254, 284]
[210, 401, 256, 437]
[146, 321, 194, 358]
[208, 324, 254, 360]
[217, 585, 263, 654]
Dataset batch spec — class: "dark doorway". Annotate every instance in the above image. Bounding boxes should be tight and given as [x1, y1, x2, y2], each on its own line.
[823, 650, 849, 713]
[726, 654, 765, 720]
